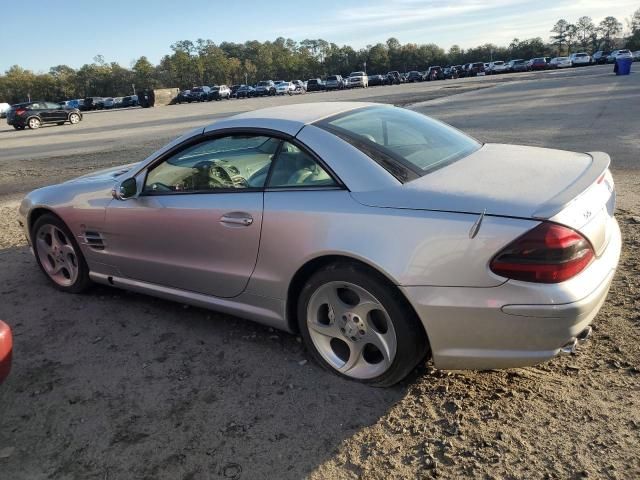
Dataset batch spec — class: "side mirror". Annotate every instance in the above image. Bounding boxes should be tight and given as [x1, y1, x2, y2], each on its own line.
[112, 177, 138, 201]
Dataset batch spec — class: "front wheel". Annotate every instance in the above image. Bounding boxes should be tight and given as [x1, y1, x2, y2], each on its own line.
[32, 214, 92, 293]
[69, 113, 80, 124]
[298, 262, 429, 387]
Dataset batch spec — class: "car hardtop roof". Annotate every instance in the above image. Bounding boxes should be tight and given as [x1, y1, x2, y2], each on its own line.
[205, 102, 379, 136]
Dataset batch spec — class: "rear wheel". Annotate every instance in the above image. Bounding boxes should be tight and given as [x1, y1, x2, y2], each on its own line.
[32, 214, 91, 293]
[28, 117, 41, 129]
[13, 125, 25, 130]
[298, 262, 429, 387]
[57, 122, 65, 125]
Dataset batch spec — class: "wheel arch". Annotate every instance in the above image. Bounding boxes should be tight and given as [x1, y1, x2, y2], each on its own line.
[28, 207, 62, 235]
[285, 254, 428, 342]
[26, 114, 42, 125]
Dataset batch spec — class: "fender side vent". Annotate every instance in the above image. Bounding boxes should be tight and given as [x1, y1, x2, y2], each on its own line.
[81, 231, 105, 250]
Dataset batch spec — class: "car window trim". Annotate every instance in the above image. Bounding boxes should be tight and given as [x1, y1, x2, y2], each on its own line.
[139, 127, 346, 196]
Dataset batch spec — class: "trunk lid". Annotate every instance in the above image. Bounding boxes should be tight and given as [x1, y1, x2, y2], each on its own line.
[351, 143, 615, 254]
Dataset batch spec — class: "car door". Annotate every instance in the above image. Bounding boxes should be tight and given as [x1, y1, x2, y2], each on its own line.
[103, 133, 282, 298]
[44, 102, 67, 122]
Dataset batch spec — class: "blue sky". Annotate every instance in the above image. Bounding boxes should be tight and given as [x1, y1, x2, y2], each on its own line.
[1, 0, 638, 72]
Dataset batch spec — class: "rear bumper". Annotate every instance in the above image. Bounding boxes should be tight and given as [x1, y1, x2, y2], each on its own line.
[402, 218, 621, 370]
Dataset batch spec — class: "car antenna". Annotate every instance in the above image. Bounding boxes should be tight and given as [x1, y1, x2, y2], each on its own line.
[469, 209, 486, 239]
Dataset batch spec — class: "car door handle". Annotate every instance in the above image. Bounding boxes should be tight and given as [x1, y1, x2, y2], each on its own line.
[220, 213, 254, 226]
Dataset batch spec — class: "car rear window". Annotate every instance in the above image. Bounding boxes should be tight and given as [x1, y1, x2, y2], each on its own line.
[317, 106, 481, 181]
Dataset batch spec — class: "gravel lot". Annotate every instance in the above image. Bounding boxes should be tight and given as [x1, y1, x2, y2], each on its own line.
[0, 65, 638, 479]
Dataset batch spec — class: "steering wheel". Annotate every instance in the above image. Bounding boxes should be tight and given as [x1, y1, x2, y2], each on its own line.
[192, 160, 227, 188]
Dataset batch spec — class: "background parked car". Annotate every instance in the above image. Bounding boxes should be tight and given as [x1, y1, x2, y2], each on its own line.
[488, 60, 508, 74]
[6, 101, 82, 130]
[550, 56, 572, 68]
[634, 51, 640, 61]
[235, 85, 255, 98]
[507, 59, 528, 72]
[291, 80, 307, 92]
[121, 95, 138, 107]
[0, 102, 10, 118]
[275, 81, 296, 95]
[406, 70, 423, 82]
[189, 87, 210, 102]
[570, 52, 591, 66]
[528, 58, 549, 70]
[368, 74, 386, 86]
[426, 66, 444, 81]
[325, 75, 346, 90]
[208, 85, 231, 101]
[470, 62, 485, 76]
[255, 80, 276, 96]
[306, 78, 326, 92]
[113, 97, 123, 108]
[592, 51, 610, 64]
[607, 49, 633, 63]
[176, 90, 191, 103]
[387, 71, 402, 84]
[347, 71, 369, 88]
[103, 97, 115, 109]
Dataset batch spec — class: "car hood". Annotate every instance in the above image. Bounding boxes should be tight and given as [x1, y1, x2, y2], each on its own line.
[351, 143, 606, 220]
[65, 163, 140, 183]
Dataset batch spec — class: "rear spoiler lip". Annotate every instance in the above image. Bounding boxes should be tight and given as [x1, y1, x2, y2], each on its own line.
[532, 151, 611, 219]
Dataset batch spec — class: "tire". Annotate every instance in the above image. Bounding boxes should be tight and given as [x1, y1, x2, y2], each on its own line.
[69, 113, 80, 125]
[57, 122, 65, 126]
[13, 125, 25, 130]
[297, 262, 429, 387]
[31, 214, 92, 293]
[27, 117, 41, 129]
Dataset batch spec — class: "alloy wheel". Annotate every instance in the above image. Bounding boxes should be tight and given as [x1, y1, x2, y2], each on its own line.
[306, 281, 397, 379]
[35, 224, 79, 287]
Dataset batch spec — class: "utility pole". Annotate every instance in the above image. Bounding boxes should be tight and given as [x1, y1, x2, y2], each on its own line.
[132, 83, 136, 95]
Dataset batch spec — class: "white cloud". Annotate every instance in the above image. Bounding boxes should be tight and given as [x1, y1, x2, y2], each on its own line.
[276, 0, 639, 48]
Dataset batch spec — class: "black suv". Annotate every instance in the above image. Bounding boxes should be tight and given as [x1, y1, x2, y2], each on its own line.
[6, 101, 82, 130]
[306, 78, 326, 92]
[406, 71, 423, 82]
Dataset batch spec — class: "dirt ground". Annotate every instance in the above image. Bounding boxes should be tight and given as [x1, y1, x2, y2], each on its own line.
[0, 67, 639, 480]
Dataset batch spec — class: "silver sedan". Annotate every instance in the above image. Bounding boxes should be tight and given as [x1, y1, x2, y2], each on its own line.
[19, 102, 621, 386]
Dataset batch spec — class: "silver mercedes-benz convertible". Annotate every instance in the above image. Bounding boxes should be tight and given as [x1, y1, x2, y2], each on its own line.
[19, 102, 621, 386]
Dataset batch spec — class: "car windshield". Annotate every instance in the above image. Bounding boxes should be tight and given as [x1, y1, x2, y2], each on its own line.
[318, 106, 481, 180]
[258, 81, 270, 86]
[350, 72, 365, 76]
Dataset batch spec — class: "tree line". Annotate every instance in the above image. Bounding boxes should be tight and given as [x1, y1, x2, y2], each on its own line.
[1, 9, 639, 104]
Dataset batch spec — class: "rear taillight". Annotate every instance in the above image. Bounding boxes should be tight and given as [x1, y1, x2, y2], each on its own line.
[15, 108, 26, 116]
[490, 222, 595, 283]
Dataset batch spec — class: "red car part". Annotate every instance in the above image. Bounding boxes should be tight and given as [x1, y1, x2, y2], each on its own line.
[0, 321, 13, 384]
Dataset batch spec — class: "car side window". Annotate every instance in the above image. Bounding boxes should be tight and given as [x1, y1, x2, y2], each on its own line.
[30, 102, 43, 109]
[45, 102, 60, 109]
[267, 142, 337, 188]
[144, 135, 281, 194]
